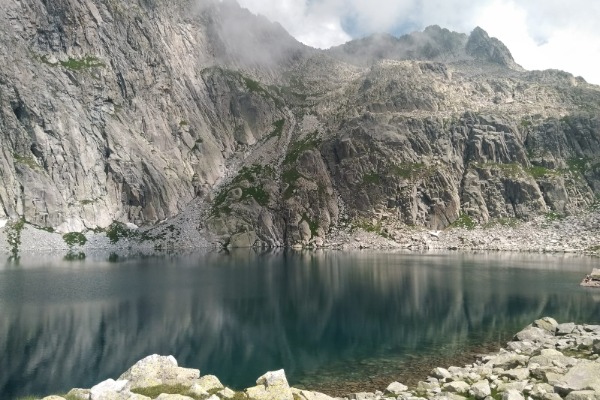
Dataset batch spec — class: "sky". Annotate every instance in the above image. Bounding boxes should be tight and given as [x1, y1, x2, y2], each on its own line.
[233, 0, 600, 85]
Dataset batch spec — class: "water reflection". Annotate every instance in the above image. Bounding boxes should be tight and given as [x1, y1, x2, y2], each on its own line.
[0, 251, 599, 399]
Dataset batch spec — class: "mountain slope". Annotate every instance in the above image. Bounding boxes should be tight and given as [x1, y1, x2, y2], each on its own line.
[1, 0, 600, 250]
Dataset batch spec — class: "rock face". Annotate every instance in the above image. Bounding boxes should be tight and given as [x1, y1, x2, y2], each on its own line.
[1, 0, 600, 250]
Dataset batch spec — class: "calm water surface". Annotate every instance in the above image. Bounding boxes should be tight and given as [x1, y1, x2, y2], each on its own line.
[1, 250, 599, 399]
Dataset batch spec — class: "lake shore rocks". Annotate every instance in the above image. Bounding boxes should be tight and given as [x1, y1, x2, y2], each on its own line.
[580, 269, 600, 288]
[2, 209, 600, 259]
[37, 318, 600, 400]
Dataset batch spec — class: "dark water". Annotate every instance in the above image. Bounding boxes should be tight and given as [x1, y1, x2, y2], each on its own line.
[1, 251, 599, 399]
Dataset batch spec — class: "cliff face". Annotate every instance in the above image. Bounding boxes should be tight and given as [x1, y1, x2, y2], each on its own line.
[0, 0, 305, 233]
[1, 0, 600, 248]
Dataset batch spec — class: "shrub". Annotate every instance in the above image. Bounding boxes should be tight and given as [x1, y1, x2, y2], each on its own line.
[63, 232, 87, 247]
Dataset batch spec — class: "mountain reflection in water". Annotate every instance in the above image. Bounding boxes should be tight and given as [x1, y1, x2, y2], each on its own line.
[0, 251, 599, 399]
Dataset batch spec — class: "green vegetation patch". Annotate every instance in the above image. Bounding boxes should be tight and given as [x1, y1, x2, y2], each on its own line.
[63, 232, 87, 247]
[474, 162, 526, 178]
[64, 251, 86, 261]
[545, 211, 565, 222]
[7, 218, 25, 261]
[390, 162, 427, 180]
[282, 168, 303, 199]
[106, 222, 135, 244]
[352, 220, 392, 239]
[37, 225, 55, 233]
[265, 119, 285, 141]
[520, 119, 532, 128]
[201, 67, 282, 105]
[284, 132, 321, 166]
[241, 186, 269, 206]
[211, 164, 274, 215]
[132, 384, 203, 400]
[302, 214, 319, 237]
[13, 153, 41, 170]
[528, 165, 558, 179]
[567, 157, 590, 175]
[483, 218, 519, 229]
[362, 172, 381, 185]
[60, 56, 105, 70]
[450, 213, 476, 230]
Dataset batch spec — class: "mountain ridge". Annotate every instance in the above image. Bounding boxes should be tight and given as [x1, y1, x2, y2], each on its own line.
[1, 0, 599, 252]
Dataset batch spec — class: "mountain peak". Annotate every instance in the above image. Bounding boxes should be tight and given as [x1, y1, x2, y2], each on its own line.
[466, 27, 522, 70]
[328, 26, 523, 70]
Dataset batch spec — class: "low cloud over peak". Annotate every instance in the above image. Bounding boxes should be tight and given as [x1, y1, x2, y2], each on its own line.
[232, 0, 600, 85]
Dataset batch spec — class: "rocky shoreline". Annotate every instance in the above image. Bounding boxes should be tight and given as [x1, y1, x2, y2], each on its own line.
[31, 318, 600, 400]
[1, 209, 600, 258]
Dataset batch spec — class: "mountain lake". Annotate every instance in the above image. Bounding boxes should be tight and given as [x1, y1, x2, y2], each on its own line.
[1, 250, 599, 399]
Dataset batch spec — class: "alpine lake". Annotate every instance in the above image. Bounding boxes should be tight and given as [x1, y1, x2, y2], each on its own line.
[1, 250, 599, 399]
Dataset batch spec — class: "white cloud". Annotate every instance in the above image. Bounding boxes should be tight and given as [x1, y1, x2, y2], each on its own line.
[473, 0, 600, 84]
[233, 0, 600, 85]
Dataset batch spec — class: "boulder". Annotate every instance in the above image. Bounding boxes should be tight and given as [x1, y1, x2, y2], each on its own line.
[292, 389, 335, 400]
[67, 388, 91, 400]
[484, 353, 529, 369]
[188, 384, 209, 398]
[155, 395, 195, 400]
[90, 379, 136, 400]
[556, 323, 576, 336]
[386, 381, 409, 395]
[42, 396, 66, 400]
[246, 370, 293, 400]
[431, 368, 452, 380]
[501, 368, 530, 381]
[542, 394, 563, 400]
[470, 381, 491, 399]
[506, 340, 538, 356]
[529, 383, 555, 399]
[534, 318, 558, 334]
[529, 349, 578, 368]
[118, 355, 200, 389]
[502, 389, 525, 400]
[554, 361, 600, 395]
[565, 391, 600, 400]
[349, 393, 376, 400]
[515, 326, 553, 342]
[497, 382, 528, 393]
[418, 380, 441, 393]
[434, 394, 469, 400]
[218, 388, 237, 399]
[196, 375, 224, 392]
[443, 381, 470, 394]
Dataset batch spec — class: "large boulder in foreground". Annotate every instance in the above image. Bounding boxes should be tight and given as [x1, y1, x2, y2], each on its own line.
[246, 370, 293, 400]
[118, 355, 200, 389]
[554, 361, 600, 395]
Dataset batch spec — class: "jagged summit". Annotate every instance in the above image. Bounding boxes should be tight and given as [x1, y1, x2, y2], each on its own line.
[466, 26, 522, 70]
[327, 25, 521, 70]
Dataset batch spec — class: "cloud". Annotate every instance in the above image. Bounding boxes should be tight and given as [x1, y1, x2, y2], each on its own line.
[233, 0, 600, 84]
[472, 0, 600, 85]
